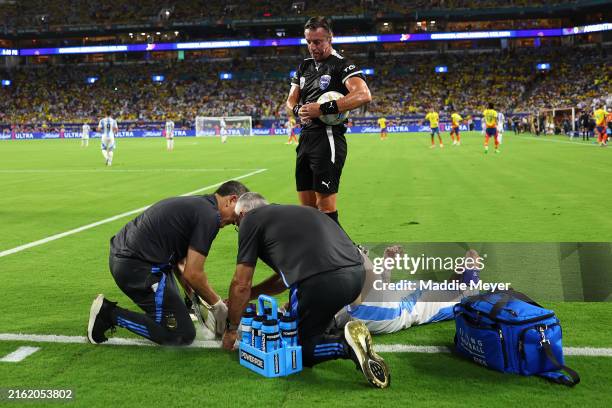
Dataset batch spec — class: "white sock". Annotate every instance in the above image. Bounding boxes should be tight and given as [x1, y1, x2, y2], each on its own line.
[107, 151, 113, 164]
[102, 150, 108, 160]
[221, 135, 227, 143]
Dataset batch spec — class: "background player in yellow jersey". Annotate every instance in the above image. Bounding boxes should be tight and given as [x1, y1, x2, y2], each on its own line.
[424, 107, 443, 148]
[378, 116, 388, 141]
[286, 115, 298, 145]
[593, 104, 609, 147]
[450, 112, 463, 146]
[482, 103, 500, 154]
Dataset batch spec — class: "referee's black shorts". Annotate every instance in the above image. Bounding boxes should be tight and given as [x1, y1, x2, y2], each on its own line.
[295, 125, 348, 194]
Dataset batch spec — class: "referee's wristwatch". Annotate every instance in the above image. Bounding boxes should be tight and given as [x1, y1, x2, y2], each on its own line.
[226, 319, 239, 331]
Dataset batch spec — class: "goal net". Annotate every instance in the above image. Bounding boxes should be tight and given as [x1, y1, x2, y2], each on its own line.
[538, 107, 576, 136]
[195, 116, 253, 137]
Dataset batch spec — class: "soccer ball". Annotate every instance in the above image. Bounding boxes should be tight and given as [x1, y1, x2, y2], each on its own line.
[317, 91, 349, 126]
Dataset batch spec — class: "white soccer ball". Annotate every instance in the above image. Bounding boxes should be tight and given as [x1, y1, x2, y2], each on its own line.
[317, 91, 349, 126]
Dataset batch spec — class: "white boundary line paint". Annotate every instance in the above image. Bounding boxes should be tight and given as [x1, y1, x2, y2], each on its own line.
[0, 168, 267, 258]
[375, 343, 612, 357]
[0, 168, 261, 173]
[519, 136, 610, 148]
[0, 346, 41, 362]
[1, 333, 611, 357]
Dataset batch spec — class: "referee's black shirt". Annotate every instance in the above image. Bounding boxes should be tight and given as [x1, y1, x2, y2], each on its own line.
[236, 205, 362, 286]
[291, 51, 365, 132]
[111, 195, 221, 265]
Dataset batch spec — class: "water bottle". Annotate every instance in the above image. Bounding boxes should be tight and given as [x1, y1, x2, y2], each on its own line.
[240, 311, 256, 345]
[251, 315, 266, 349]
[261, 319, 280, 352]
[279, 315, 298, 347]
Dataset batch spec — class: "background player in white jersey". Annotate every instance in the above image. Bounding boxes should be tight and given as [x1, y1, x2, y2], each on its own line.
[81, 122, 90, 147]
[220, 117, 228, 144]
[97, 111, 118, 166]
[497, 111, 505, 144]
[164, 118, 175, 151]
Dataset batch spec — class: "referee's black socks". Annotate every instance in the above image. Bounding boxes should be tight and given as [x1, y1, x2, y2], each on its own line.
[326, 210, 340, 226]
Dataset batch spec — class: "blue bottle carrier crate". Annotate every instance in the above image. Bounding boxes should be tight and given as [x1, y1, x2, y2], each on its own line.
[238, 295, 302, 377]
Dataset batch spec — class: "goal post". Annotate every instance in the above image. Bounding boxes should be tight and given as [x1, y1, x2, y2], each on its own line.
[537, 107, 576, 135]
[195, 116, 253, 137]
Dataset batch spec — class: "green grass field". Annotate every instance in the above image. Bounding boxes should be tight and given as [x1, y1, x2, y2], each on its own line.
[1, 132, 611, 407]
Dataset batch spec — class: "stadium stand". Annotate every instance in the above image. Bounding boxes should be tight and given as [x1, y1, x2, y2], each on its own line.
[0, 1, 581, 30]
[1, 45, 610, 132]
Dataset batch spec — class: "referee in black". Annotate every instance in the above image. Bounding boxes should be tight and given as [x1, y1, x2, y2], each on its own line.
[87, 180, 249, 346]
[222, 193, 390, 389]
[286, 17, 372, 226]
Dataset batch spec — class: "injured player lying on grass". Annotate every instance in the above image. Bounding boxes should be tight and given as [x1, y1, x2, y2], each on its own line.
[334, 246, 482, 334]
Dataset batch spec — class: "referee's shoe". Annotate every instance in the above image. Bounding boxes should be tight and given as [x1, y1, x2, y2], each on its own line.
[345, 320, 390, 388]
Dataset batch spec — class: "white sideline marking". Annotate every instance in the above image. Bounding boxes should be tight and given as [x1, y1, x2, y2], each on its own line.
[1, 333, 611, 357]
[0, 346, 41, 362]
[0, 169, 267, 258]
[519, 136, 610, 148]
[0, 168, 259, 174]
[376, 344, 451, 354]
[0, 333, 219, 348]
[375, 343, 612, 357]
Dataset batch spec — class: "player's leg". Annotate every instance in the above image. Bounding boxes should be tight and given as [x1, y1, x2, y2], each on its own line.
[88, 255, 196, 346]
[450, 129, 456, 144]
[311, 127, 347, 225]
[484, 129, 490, 153]
[498, 129, 503, 144]
[494, 129, 500, 152]
[295, 135, 317, 207]
[101, 140, 109, 162]
[456, 129, 461, 145]
[106, 139, 115, 165]
[290, 265, 390, 388]
[597, 127, 604, 145]
[435, 129, 443, 147]
[430, 131, 435, 148]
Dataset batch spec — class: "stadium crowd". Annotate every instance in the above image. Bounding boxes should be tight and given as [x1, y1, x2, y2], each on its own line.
[0, 45, 609, 132]
[0, 0, 573, 30]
